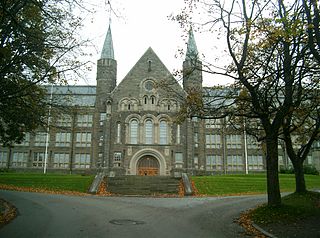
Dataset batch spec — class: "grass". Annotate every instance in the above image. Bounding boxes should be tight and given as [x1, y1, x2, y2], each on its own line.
[0, 173, 95, 193]
[251, 191, 320, 224]
[192, 174, 320, 196]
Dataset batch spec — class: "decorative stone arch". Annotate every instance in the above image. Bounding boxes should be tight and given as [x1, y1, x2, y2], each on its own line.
[125, 114, 142, 123]
[129, 148, 167, 176]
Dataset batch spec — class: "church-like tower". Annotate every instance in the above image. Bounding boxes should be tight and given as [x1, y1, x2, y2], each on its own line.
[96, 24, 117, 109]
[183, 29, 203, 92]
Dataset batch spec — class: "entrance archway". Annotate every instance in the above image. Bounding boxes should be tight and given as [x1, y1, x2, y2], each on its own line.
[137, 156, 159, 176]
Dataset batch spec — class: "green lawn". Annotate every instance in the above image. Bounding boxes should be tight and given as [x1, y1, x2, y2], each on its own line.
[192, 174, 320, 196]
[0, 173, 95, 193]
[251, 191, 320, 224]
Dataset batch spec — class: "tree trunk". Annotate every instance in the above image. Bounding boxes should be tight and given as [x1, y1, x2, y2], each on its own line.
[265, 139, 282, 207]
[293, 159, 307, 193]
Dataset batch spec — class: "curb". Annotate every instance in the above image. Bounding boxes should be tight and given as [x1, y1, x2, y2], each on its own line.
[252, 223, 278, 238]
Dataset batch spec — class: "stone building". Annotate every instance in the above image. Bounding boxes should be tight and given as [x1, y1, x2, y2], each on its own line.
[0, 25, 319, 175]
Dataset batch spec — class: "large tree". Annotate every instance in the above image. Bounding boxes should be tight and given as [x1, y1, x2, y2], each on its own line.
[0, 0, 89, 146]
[175, 0, 320, 206]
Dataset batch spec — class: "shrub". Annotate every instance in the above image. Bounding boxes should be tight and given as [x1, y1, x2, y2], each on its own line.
[303, 165, 319, 175]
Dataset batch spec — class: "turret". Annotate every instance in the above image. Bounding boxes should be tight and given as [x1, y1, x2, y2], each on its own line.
[96, 24, 117, 100]
[183, 29, 202, 92]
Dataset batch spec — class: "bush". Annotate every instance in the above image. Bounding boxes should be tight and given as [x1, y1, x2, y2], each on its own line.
[279, 165, 319, 175]
[304, 165, 319, 175]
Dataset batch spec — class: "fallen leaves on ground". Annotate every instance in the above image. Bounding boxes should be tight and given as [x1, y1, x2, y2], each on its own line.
[0, 184, 88, 196]
[0, 199, 17, 225]
[236, 208, 267, 238]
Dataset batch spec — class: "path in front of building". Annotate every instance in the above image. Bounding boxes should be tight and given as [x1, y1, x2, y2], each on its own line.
[0, 190, 267, 238]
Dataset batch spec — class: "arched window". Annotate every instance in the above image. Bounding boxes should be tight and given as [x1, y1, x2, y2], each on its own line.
[130, 119, 138, 144]
[144, 96, 148, 104]
[145, 120, 153, 144]
[151, 96, 155, 105]
[159, 121, 167, 144]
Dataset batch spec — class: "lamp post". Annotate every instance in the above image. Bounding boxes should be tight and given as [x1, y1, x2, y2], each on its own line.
[44, 84, 53, 174]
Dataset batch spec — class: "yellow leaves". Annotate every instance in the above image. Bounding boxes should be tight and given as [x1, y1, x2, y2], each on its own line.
[0, 198, 17, 225]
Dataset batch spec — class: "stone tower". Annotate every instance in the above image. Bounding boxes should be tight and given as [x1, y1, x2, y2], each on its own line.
[96, 24, 117, 109]
[183, 29, 203, 92]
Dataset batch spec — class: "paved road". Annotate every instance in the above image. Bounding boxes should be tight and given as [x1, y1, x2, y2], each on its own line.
[0, 190, 267, 238]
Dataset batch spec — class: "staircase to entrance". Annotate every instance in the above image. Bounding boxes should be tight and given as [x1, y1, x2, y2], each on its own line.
[106, 176, 180, 195]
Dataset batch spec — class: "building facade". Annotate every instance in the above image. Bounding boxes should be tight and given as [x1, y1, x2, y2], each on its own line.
[0, 25, 319, 175]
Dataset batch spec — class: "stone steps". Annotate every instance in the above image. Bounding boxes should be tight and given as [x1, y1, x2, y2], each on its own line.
[106, 176, 180, 195]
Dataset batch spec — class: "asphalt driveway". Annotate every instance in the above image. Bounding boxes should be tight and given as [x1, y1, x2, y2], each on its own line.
[0, 190, 267, 238]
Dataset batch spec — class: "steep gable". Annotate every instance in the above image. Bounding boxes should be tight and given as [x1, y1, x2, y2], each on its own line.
[112, 47, 183, 100]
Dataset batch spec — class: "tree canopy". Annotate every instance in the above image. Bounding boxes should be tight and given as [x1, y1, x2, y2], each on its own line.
[0, 0, 89, 146]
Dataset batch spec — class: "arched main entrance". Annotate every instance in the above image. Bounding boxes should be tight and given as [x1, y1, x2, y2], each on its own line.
[137, 156, 159, 176]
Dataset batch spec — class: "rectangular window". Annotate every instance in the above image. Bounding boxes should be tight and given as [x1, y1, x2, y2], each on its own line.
[14, 133, 30, 146]
[74, 153, 90, 168]
[175, 152, 183, 168]
[194, 133, 198, 148]
[248, 155, 264, 170]
[116, 123, 121, 143]
[77, 114, 93, 127]
[113, 152, 122, 167]
[53, 153, 70, 168]
[159, 121, 167, 145]
[206, 155, 222, 171]
[176, 125, 181, 144]
[206, 134, 221, 149]
[12, 152, 28, 167]
[226, 135, 242, 149]
[100, 113, 106, 126]
[33, 152, 45, 167]
[76, 132, 91, 147]
[0, 151, 8, 167]
[55, 132, 71, 147]
[205, 119, 221, 128]
[34, 132, 48, 147]
[56, 114, 72, 127]
[227, 155, 243, 171]
[247, 136, 259, 149]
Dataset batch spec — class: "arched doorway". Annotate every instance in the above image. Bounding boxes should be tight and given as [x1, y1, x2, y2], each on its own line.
[137, 156, 159, 176]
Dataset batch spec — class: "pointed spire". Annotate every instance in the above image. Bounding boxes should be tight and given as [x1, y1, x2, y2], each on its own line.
[186, 28, 199, 60]
[101, 24, 115, 59]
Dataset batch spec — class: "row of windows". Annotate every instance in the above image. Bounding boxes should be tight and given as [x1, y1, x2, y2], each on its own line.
[18, 132, 92, 148]
[0, 152, 91, 169]
[119, 97, 178, 112]
[116, 120, 175, 145]
[205, 134, 260, 149]
[56, 114, 93, 127]
[206, 155, 264, 171]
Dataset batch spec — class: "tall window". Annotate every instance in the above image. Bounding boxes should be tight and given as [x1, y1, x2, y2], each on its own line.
[34, 132, 47, 146]
[0, 151, 8, 167]
[206, 155, 222, 171]
[116, 123, 121, 143]
[74, 153, 90, 168]
[226, 135, 242, 149]
[77, 114, 93, 127]
[176, 125, 181, 144]
[76, 132, 91, 147]
[206, 134, 221, 149]
[130, 119, 139, 144]
[159, 121, 167, 144]
[55, 132, 71, 147]
[53, 153, 70, 168]
[12, 152, 28, 167]
[145, 120, 153, 144]
[194, 133, 199, 148]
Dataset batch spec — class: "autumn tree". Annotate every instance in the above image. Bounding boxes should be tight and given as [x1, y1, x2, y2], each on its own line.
[175, 0, 320, 206]
[0, 0, 90, 146]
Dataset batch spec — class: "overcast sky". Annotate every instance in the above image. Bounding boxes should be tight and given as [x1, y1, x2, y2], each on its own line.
[78, 0, 233, 87]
